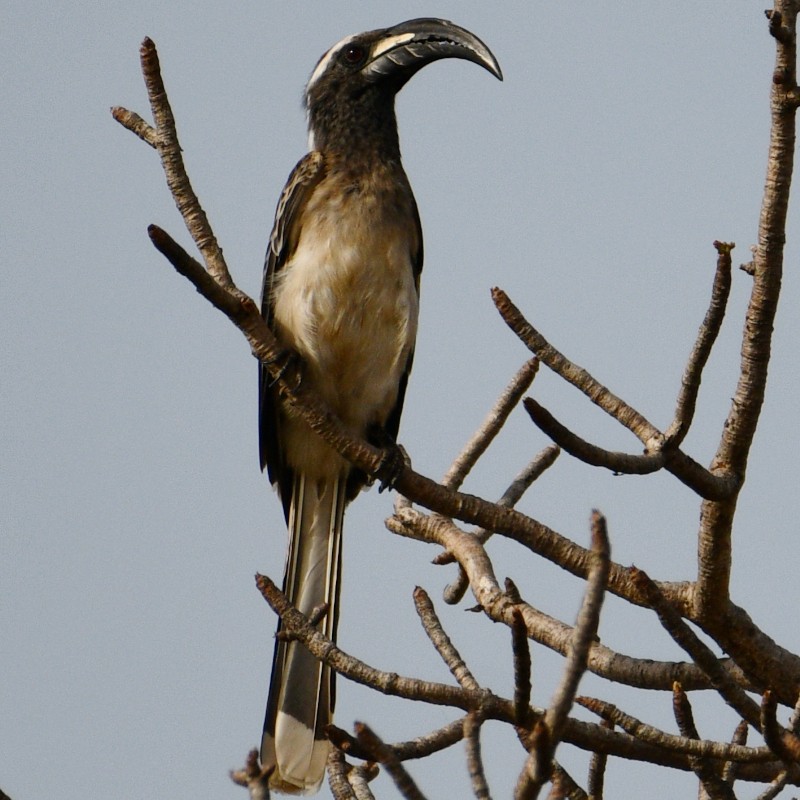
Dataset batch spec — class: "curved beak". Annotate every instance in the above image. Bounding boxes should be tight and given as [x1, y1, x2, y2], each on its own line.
[363, 18, 503, 85]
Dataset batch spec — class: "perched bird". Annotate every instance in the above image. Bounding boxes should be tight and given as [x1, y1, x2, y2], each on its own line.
[259, 18, 501, 794]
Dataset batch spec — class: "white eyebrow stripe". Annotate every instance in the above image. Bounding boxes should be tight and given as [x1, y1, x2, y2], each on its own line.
[306, 34, 356, 91]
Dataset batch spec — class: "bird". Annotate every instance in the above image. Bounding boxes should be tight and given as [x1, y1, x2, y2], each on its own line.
[258, 18, 502, 794]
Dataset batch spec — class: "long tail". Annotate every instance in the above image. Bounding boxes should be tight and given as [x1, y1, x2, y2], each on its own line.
[261, 473, 346, 795]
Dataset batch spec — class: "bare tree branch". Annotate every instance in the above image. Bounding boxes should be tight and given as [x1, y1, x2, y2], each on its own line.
[550, 764, 588, 800]
[754, 773, 790, 800]
[586, 719, 613, 800]
[438, 445, 561, 604]
[256, 573, 494, 714]
[491, 287, 661, 446]
[133, 38, 232, 287]
[673, 683, 737, 800]
[113, 17, 800, 795]
[545, 512, 610, 744]
[577, 696, 773, 764]
[523, 399, 663, 475]
[230, 749, 273, 800]
[515, 720, 551, 800]
[390, 508, 751, 693]
[722, 721, 749, 786]
[464, 711, 493, 800]
[494, 287, 737, 501]
[511, 606, 533, 726]
[348, 765, 380, 800]
[515, 513, 610, 799]
[413, 586, 480, 691]
[761, 690, 800, 763]
[110, 106, 157, 147]
[665, 242, 734, 446]
[256, 572, 794, 781]
[354, 723, 428, 800]
[696, 0, 799, 617]
[327, 748, 358, 800]
[442, 359, 538, 490]
[633, 568, 762, 731]
[390, 719, 469, 761]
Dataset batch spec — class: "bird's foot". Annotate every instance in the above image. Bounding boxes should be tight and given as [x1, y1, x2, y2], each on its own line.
[307, 602, 330, 627]
[376, 441, 409, 493]
[276, 602, 330, 642]
[265, 346, 303, 391]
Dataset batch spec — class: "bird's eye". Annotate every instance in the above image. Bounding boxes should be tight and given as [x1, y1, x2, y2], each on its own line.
[342, 45, 366, 66]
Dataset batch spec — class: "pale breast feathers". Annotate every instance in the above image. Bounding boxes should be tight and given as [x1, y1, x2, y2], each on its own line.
[271, 172, 420, 430]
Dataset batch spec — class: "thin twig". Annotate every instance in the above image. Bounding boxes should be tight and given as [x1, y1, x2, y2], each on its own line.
[761, 690, 800, 762]
[348, 765, 379, 800]
[464, 711, 493, 800]
[515, 720, 551, 800]
[673, 683, 736, 800]
[136, 38, 232, 286]
[672, 682, 701, 740]
[511, 607, 533, 726]
[442, 359, 538, 490]
[440, 446, 560, 604]
[550, 763, 588, 800]
[516, 514, 610, 800]
[391, 718, 468, 761]
[110, 107, 158, 147]
[491, 287, 661, 447]
[577, 696, 772, 764]
[328, 747, 358, 800]
[523, 398, 663, 475]
[545, 512, 610, 745]
[329, 716, 468, 763]
[436, 444, 561, 568]
[754, 769, 790, 800]
[761, 692, 800, 795]
[229, 749, 273, 800]
[586, 719, 613, 800]
[348, 767, 379, 800]
[632, 568, 762, 731]
[413, 586, 480, 690]
[355, 723, 427, 800]
[722, 721, 749, 785]
[756, 686, 800, 800]
[665, 242, 734, 446]
[494, 288, 736, 501]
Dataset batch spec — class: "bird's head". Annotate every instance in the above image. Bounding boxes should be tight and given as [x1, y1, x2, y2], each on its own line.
[304, 18, 502, 156]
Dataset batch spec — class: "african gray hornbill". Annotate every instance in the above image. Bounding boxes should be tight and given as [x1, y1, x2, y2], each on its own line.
[259, 18, 501, 793]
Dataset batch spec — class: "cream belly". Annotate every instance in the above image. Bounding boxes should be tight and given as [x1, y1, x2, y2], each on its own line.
[271, 188, 419, 480]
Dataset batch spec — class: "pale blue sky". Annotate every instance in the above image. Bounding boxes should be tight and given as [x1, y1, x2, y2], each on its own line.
[3, 3, 799, 798]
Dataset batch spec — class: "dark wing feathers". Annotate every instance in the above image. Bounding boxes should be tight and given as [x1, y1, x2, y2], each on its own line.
[384, 192, 423, 442]
[259, 152, 327, 518]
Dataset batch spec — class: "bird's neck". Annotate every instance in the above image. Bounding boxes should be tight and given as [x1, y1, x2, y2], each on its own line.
[307, 93, 402, 164]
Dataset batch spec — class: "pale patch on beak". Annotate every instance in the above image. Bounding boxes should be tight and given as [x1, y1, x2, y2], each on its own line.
[371, 32, 415, 59]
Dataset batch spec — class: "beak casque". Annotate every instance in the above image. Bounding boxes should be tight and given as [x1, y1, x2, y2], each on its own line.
[362, 18, 503, 84]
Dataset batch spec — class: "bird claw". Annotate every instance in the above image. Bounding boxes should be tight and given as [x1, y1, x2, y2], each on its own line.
[377, 442, 408, 493]
[276, 602, 329, 642]
[307, 602, 330, 627]
[267, 346, 303, 390]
